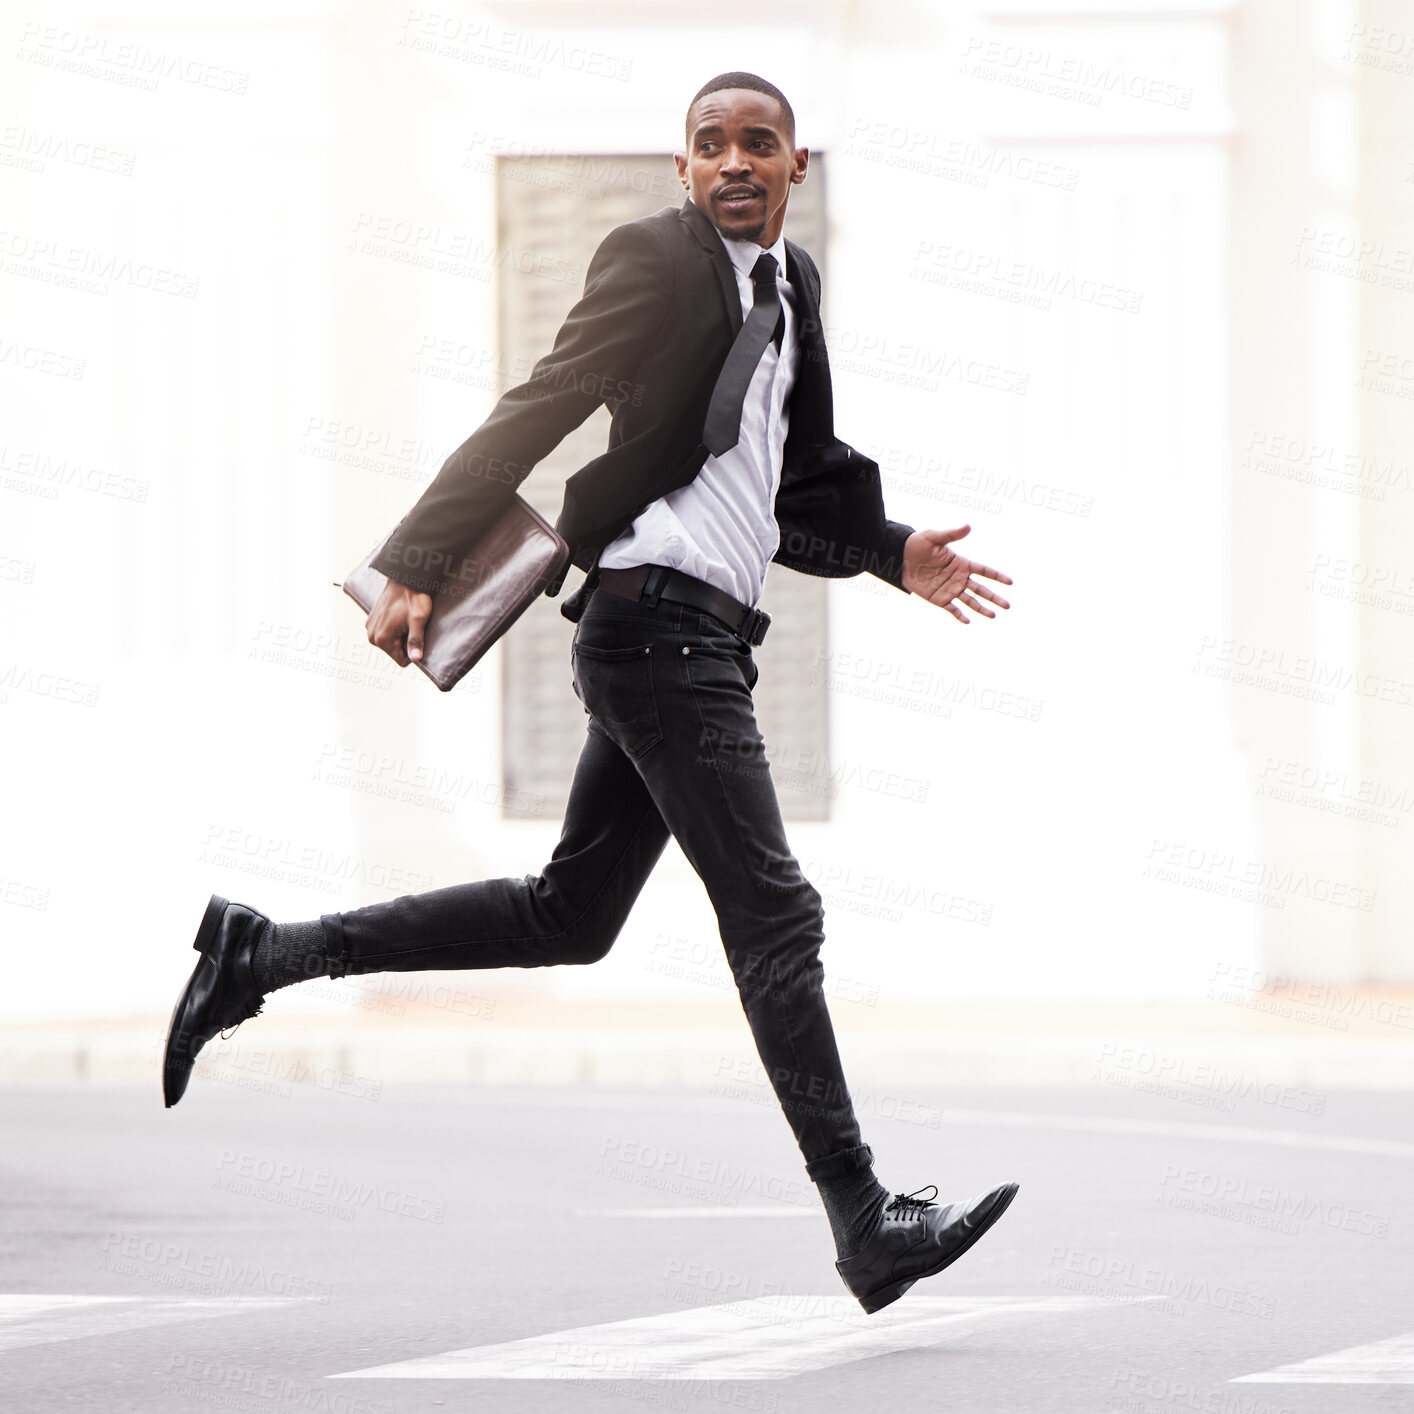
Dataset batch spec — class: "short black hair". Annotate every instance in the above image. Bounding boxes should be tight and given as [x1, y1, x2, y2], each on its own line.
[685, 71, 795, 145]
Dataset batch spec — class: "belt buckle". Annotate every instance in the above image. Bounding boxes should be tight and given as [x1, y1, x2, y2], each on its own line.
[743, 608, 770, 647]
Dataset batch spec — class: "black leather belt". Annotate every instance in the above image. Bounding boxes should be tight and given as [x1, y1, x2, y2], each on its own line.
[597, 563, 771, 646]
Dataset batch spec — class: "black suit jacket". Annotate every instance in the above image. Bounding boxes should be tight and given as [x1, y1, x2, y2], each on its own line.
[371, 196, 915, 603]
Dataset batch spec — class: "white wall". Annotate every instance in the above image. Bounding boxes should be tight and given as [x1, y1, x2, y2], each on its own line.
[3, 0, 1398, 1023]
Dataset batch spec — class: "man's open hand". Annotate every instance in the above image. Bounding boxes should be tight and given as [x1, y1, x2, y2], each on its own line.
[366, 579, 433, 666]
[901, 526, 1013, 624]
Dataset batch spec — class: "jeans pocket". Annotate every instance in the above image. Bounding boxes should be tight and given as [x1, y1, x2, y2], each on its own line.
[687, 611, 758, 693]
[571, 640, 663, 759]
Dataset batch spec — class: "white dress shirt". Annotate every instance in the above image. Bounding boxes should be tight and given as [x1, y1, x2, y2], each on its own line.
[597, 202, 798, 608]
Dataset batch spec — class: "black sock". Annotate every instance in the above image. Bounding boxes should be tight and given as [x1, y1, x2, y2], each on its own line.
[250, 919, 332, 994]
[815, 1166, 893, 1261]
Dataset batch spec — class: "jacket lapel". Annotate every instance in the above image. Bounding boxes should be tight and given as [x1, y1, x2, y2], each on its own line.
[679, 198, 743, 336]
[679, 199, 834, 476]
[783, 238, 824, 368]
[781, 237, 832, 471]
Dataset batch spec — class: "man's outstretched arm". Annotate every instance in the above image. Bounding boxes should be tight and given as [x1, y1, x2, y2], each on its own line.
[365, 219, 672, 663]
[374, 219, 671, 594]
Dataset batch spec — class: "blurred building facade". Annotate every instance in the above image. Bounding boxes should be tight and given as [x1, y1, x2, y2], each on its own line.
[3, 0, 1412, 1024]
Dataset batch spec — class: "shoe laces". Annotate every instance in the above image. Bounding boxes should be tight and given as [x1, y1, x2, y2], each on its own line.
[885, 1184, 939, 1219]
[218, 997, 265, 1041]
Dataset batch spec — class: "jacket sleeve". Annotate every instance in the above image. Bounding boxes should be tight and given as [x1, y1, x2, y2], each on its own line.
[370, 219, 673, 594]
[873, 515, 915, 593]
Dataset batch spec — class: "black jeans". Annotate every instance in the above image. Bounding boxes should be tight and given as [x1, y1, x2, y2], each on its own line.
[319, 586, 875, 1183]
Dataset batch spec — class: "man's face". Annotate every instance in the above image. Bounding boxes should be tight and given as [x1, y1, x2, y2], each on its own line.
[675, 89, 807, 247]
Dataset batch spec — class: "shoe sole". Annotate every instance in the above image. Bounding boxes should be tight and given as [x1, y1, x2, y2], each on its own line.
[162, 894, 230, 1109]
[859, 1181, 1020, 1315]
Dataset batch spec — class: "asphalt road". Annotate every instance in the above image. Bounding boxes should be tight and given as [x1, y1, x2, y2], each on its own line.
[2, 1080, 1411, 1413]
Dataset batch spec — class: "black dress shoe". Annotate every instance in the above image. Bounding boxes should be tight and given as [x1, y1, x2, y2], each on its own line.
[836, 1180, 1020, 1314]
[162, 894, 270, 1108]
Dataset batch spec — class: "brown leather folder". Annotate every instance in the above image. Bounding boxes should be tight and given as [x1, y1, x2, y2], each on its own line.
[340, 495, 570, 692]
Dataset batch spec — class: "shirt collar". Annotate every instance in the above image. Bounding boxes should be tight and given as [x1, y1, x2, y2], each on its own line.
[690, 198, 787, 281]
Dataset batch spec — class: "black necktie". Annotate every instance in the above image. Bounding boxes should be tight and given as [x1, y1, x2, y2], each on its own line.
[702, 252, 782, 456]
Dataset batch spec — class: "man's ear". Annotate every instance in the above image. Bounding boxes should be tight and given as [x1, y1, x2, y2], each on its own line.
[673, 151, 689, 190]
[791, 147, 809, 184]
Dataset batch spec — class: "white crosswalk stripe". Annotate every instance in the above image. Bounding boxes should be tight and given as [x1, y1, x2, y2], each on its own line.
[332, 1294, 1119, 1381]
[0, 1294, 298, 1353]
[1234, 1330, 1414, 1384]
